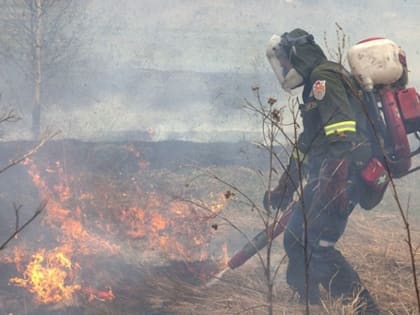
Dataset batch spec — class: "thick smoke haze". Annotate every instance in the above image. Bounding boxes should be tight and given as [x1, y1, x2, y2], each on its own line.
[1, 0, 419, 141]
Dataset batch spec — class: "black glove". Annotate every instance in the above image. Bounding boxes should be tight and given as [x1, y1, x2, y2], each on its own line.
[263, 152, 301, 213]
[263, 189, 292, 212]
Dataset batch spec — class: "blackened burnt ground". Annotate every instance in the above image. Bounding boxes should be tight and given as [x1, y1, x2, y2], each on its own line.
[0, 139, 280, 315]
[0, 139, 418, 314]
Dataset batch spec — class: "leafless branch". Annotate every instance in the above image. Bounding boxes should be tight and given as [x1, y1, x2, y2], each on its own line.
[13, 202, 22, 231]
[0, 109, 21, 123]
[0, 130, 60, 174]
[0, 199, 47, 251]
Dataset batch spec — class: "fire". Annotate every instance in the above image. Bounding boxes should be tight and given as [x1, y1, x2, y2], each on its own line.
[84, 286, 115, 302]
[117, 193, 227, 262]
[150, 212, 167, 232]
[4, 145, 229, 307]
[7, 158, 119, 304]
[10, 246, 81, 304]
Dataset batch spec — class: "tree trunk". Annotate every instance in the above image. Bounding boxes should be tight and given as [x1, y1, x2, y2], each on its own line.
[32, 0, 42, 138]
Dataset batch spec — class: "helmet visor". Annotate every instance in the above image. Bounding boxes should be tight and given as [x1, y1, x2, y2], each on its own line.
[266, 35, 293, 85]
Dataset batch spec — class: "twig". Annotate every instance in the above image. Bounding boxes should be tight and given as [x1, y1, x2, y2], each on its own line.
[14, 202, 22, 232]
[0, 130, 59, 174]
[0, 108, 21, 123]
[0, 199, 47, 250]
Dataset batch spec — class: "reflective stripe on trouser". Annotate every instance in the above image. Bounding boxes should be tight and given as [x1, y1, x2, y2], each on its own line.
[324, 120, 356, 136]
[319, 239, 335, 247]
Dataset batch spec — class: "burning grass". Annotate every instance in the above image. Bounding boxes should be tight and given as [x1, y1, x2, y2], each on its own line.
[0, 141, 419, 314]
[0, 142, 233, 314]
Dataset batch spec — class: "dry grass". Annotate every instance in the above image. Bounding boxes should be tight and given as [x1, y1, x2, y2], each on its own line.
[341, 211, 420, 314]
[79, 166, 420, 315]
[1, 158, 420, 315]
[146, 208, 420, 315]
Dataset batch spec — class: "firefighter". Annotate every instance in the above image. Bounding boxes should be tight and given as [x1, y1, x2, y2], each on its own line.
[265, 28, 381, 314]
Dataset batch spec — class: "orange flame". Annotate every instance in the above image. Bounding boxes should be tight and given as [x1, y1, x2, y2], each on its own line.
[84, 286, 115, 302]
[10, 245, 81, 304]
[9, 158, 121, 304]
[9, 147, 229, 306]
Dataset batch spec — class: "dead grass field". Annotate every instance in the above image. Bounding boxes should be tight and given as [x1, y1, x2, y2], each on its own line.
[78, 164, 420, 315]
[0, 141, 419, 315]
[120, 163, 420, 315]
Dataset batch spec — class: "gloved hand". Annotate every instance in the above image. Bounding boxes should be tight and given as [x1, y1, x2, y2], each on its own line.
[263, 189, 291, 212]
[263, 176, 296, 212]
[263, 154, 301, 212]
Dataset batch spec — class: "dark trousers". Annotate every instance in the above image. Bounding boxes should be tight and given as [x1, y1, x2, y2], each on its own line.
[283, 159, 379, 313]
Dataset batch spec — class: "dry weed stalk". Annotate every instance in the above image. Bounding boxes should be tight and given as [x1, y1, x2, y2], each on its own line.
[323, 22, 349, 66]
[182, 86, 312, 315]
[244, 87, 311, 315]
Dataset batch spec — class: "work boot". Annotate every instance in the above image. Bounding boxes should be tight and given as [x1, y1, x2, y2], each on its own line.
[350, 288, 380, 315]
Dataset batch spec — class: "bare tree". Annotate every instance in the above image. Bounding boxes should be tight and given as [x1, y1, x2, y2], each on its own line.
[0, 0, 89, 138]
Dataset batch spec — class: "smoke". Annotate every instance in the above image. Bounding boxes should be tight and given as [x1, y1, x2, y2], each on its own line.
[0, 1, 419, 142]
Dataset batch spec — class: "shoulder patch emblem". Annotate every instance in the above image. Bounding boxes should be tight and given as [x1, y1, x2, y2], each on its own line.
[312, 80, 326, 100]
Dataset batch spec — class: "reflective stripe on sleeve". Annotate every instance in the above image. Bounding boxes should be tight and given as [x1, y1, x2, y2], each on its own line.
[324, 120, 356, 136]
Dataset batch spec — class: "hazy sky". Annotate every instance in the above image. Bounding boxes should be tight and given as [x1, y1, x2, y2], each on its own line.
[51, 0, 416, 141]
[6, 0, 420, 141]
[89, 0, 420, 76]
